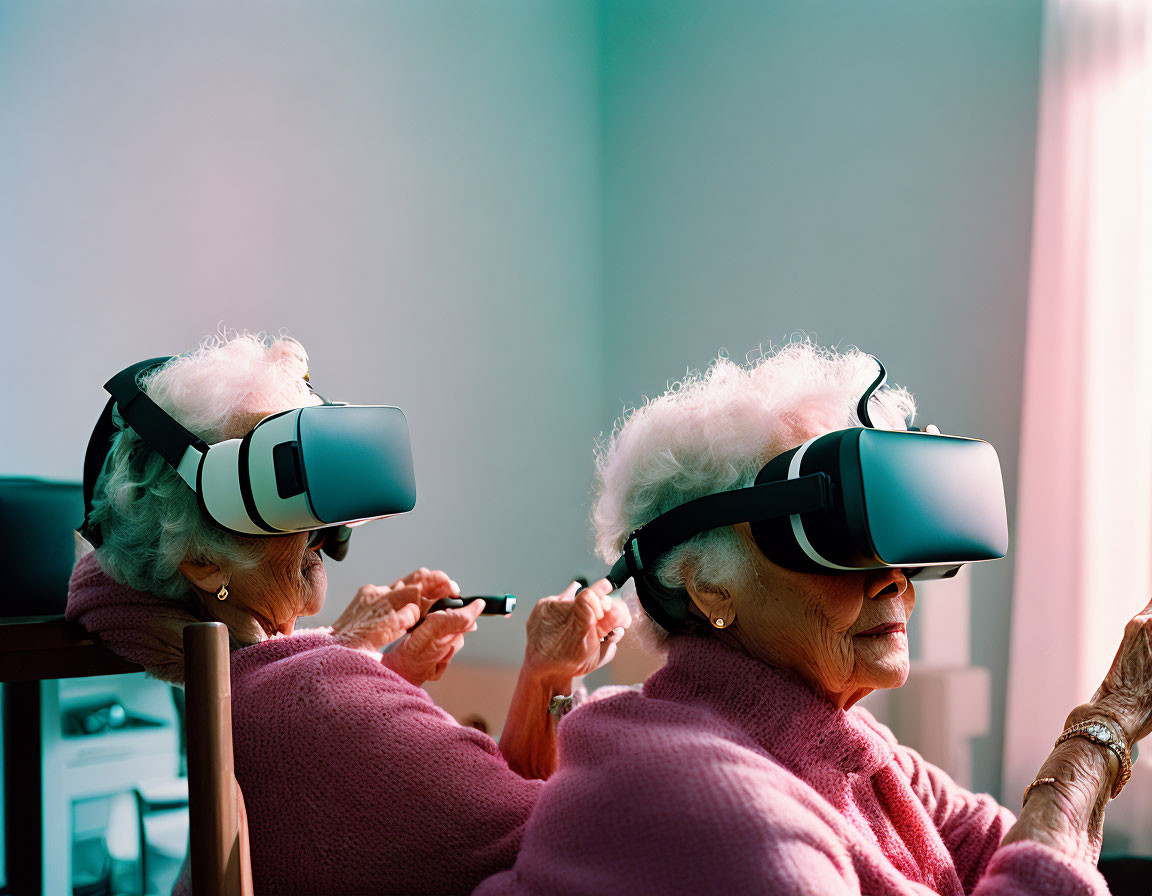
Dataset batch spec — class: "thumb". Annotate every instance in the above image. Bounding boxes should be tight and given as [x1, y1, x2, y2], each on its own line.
[426, 601, 485, 636]
[595, 639, 620, 670]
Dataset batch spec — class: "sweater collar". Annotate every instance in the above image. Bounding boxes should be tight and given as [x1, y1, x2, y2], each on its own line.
[644, 635, 893, 779]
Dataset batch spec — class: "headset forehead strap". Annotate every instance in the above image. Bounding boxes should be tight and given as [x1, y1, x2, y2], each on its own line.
[609, 472, 832, 589]
[104, 357, 209, 469]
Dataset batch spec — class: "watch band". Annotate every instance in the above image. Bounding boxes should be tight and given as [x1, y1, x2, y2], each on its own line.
[548, 694, 575, 719]
[1054, 718, 1132, 799]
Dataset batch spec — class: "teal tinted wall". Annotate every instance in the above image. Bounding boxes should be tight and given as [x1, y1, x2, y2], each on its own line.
[598, 0, 1044, 796]
[0, 1, 601, 666]
[0, 0, 1044, 799]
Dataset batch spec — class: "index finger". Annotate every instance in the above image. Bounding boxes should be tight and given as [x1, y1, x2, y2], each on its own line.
[417, 569, 458, 602]
[390, 568, 431, 591]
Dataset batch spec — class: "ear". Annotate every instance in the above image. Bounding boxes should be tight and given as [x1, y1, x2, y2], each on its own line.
[684, 569, 737, 629]
[178, 558, 224, 595]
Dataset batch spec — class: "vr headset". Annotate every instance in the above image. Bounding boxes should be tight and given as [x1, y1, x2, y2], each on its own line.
[607, 360, 1009, 634]
[81, 357, 417, 559]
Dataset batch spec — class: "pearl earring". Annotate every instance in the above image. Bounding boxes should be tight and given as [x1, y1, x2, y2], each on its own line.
[712, 617, 725, 629]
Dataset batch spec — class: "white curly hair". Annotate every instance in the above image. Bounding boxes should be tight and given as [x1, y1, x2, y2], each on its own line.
[87, 331, 318, 599]
[592, 341, 916, 642]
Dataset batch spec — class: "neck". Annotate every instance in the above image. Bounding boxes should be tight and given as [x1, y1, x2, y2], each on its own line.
[824, 686, 874, 711]
[197, 591, 277, 645]
[711, 629, 873, 711]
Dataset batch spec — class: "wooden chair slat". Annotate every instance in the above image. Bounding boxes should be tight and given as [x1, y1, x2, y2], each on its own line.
[0, 617, 142, 682]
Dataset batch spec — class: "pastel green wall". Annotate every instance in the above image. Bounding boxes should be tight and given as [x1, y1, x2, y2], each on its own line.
[0, 0, 1045, 801]
[0, 1, 602, 665]
[597, 0, 1044, 797]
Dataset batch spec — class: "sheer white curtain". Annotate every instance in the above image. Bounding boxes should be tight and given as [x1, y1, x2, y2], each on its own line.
[1003, 0, 1152, 849]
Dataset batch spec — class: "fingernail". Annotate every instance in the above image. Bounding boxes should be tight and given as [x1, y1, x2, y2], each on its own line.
[450, 580, 460, 593]
[601, 595, 613, 612]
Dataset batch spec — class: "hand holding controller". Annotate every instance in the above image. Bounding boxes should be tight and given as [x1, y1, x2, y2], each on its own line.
[428, 595, 517, 616]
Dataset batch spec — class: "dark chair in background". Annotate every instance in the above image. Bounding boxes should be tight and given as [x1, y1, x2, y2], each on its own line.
[1099, 856, 1152, 896]
[0, 477, 251, 896]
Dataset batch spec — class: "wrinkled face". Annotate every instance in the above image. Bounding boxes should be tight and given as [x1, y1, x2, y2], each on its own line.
[225, 532, 328, 635]
[723, 527, 916, 710]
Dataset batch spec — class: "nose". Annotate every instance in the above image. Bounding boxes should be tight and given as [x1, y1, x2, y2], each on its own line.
[865, 567, 908, 600]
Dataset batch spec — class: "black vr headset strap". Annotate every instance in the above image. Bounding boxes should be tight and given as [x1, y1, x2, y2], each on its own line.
[81, 395, 121, 545]
[104, 358, 209, 472]
[608, 473, 832, 633]
[609, 472, 833, 589]
[81, 357, 208, 545]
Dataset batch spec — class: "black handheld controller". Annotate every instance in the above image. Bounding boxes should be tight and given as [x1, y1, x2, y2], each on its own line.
[428, 594, 517, 616]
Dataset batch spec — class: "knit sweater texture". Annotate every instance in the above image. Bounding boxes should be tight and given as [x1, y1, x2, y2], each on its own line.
[475, 635, 1110, 896]
[226, 632, 542, 895]
[66, 553, 543, 896]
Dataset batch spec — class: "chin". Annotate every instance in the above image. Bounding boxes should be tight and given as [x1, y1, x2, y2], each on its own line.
[868, 661, 910, 691]
[300, 564, 328, 617]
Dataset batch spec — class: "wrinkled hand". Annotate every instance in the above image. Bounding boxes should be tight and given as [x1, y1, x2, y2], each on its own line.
[1088, 594, 1152, 745]
[331, 568, 456, 653]
[524, 579, 632, 681]
[1003, 598, 1152, 864]
[382, 596, 483, 686]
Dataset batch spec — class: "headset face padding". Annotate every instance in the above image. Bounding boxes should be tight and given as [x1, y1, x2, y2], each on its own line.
[749, 434, 858, 574]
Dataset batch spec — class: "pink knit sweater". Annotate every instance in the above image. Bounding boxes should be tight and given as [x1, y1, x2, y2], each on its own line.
[66, 554, 543, 896]
[476, 636, 1110, 896]
[226, 632, 542, 895]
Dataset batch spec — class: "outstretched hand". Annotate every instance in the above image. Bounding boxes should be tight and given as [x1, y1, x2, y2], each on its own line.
[524, 579, 632, 681]
[1089, 594, 1152, 745]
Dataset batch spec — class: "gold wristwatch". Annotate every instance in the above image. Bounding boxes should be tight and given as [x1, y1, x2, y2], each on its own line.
[1054, 719, 1132, 799]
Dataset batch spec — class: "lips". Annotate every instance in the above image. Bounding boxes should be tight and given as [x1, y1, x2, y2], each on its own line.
[854, 622, 906, 637]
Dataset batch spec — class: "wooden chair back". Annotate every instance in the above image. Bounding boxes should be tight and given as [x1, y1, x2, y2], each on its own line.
[183, 621, 253, 896]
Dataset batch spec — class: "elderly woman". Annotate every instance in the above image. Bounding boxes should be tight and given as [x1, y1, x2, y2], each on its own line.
[66, 332, 630, 896]
[477, 342, 1152, 896]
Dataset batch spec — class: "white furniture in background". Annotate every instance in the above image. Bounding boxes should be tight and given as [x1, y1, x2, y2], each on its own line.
[41, 673, 183, 895]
